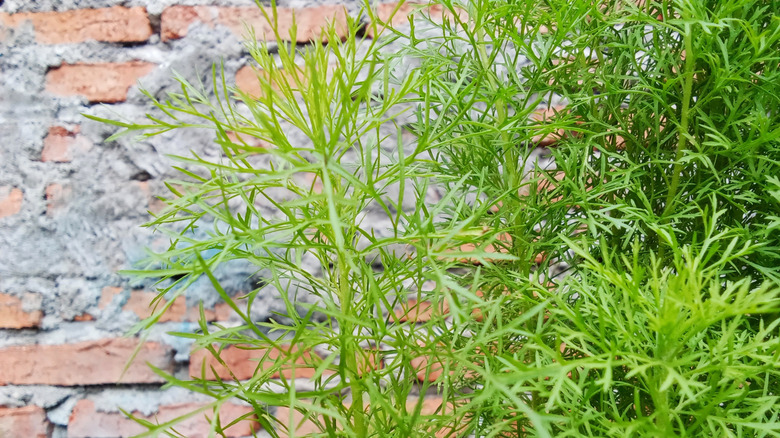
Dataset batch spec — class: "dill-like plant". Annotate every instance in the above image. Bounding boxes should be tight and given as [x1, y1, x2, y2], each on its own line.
[411, 0, 780, 436]
[90, 0, 780, 436]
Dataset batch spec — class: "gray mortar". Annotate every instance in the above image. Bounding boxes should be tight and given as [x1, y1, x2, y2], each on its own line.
[0, 386, 78, 410]
[46, 396, 79, 426]
[0, 9, 333, 332]
[85, 387, 216, 415]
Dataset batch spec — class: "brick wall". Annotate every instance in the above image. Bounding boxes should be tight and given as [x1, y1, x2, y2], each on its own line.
[0, 1, 435, 436]
[0, 0, 560, 434]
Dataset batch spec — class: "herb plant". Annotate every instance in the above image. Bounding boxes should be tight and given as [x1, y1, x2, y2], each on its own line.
[91, 0, 780, 436]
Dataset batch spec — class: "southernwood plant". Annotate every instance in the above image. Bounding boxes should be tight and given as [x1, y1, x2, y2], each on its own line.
[91, 0, 780, 436]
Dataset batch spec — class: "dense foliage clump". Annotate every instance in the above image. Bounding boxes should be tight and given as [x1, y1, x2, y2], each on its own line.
[93, 0, 780, 436]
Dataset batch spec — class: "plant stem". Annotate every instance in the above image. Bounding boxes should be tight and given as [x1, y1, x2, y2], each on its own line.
[474, 17, 517, 190]
[473, 10, 535, 278]
[659, 16, 695, 261]
[337, 253, 366, 436]
[662, 21, 695, 221]
[651, 370, 673, 436]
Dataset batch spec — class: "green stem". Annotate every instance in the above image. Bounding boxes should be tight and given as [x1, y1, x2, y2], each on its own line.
[651, 370, 674, 436]
[337, 254, 366, 436]
[653, 17, 695, 411]
[474, 15, 534, 277]
[659, 18, 695, 261]
[475, 22, 516, 189]
[662, 22, 695, 220]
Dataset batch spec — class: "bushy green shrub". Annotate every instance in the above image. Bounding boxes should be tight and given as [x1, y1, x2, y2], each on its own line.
[422, 0, 780, 436]
[92, 0, 780, 436]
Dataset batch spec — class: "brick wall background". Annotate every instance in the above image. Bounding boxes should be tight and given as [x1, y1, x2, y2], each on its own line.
[0, 0, 557, 434]
[0, 1, 417, 436]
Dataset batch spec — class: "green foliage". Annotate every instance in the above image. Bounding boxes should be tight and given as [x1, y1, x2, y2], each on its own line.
[91, 0, 780, 436]
[415, 0, 780, 436]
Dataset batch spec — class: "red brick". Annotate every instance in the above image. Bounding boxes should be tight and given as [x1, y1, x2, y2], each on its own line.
[454, 232, 547, 265]
[0, 406, 50, 438]
[99, 287, 233, 322]
[124, 291, 232, 322]
[190, 344, 321, 381]
[161, 5, 348, 43]
[410, 352, 446, 382]
[0, 186, 23, 218]
[0, 339, 173, 385]
[44, 183, 71, 216]
[235, 64, 337, 100]
[68, 400, 258, 438]
[395, 298, 449, 323]
[235, 65, 300, 99]
[72, 313, 94, 321]
[298, 171, 324, 194]
[399, 397, 466, 437]
[0, 7, 152, 44]
[42, 126, 92, 162]
[235, 66, 293, 99]
[0, 293, 43, 329]
[354, 348, 383, 376]
[124, 291, 187, 322]
[410, 341, 478, 383]
[518, 171, 565, 198]
[160, 6, 213, 41]
[213, 302, 234, 321]
[366, 3, 466, 38]
[470, 290, 489, 322]
[133, 181, 168, 215]
[98, 286, 122, 309]
[235, 65, 262, 98]
[368, 3, 430, 37]
[456, 231, 513, 263]
[530, 106, 569, 146]
[397, 291, 504, 323]
[274, 406, 321, 437]
[224, 130, 273, 150]
[45, 62, 155, 103]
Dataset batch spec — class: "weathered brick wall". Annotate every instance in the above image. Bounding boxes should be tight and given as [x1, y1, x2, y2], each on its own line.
[0, 1, 438, 436]
[0, 0, 559, 434]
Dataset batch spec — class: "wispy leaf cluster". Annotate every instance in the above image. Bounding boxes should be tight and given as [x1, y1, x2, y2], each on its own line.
[91, 0, 780, 436]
